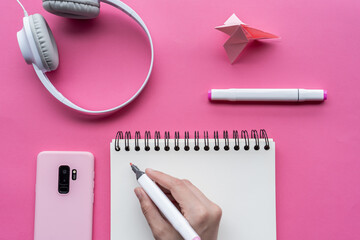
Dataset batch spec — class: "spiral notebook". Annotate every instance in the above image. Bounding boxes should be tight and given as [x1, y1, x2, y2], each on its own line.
[110, 130, 276, 240]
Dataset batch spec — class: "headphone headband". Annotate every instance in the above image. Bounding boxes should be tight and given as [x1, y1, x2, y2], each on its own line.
[19, 0, 154, 115]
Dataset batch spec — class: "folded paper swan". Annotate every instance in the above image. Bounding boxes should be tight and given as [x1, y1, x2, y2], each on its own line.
[215, 14, 279, 63]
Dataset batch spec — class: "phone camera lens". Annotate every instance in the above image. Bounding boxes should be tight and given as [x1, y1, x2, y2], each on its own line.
[58, 165, 70, 194]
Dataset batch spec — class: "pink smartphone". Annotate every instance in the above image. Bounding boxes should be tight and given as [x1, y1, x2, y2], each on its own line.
[34, 151, 94, 240]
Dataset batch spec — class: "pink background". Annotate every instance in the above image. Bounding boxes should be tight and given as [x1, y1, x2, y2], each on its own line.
[1, 0, 359, 239]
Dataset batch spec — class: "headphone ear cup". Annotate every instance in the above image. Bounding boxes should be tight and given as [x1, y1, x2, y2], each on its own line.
[42, 0, 100, 19]
[29, 14, 59, 71]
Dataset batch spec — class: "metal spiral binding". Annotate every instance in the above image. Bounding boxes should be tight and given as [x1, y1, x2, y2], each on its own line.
[114, 130, 269, 151]
[125, 131, 131, 151]
[194, 131, 200, 151]
[164, 131, 170, 151]
[145, 131, 151, 151]
[260, 129, 270, 150]
[184, 131, 190, 151]
[174, 131, 180, 151]
[135, 131, 141, 151]
[115, 131, 123, 151]
[233, 130, 240, 151]
[223, 130, 229, 151]
[241, 130, 250, 150]
[154, 131, 160, 151]
[251, 130, 260, 150]
[214, 131, 220, 151]
[204, 131, 209, 151]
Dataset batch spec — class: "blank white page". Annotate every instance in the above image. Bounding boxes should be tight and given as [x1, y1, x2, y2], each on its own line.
[111, 137, 276, 240]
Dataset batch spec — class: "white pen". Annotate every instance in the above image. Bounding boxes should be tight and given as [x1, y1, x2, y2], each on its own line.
[130, 164, 201, 240]
[208, 88, 327, 102]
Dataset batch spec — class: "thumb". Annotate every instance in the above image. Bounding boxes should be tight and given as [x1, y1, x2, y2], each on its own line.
[134, 187, 175, 239]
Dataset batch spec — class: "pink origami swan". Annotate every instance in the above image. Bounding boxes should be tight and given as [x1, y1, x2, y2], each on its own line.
[216, 14, 279, 63]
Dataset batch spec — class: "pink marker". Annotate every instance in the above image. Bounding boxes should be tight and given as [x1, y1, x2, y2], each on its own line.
[131, 164, 201, 240]
[209, 88, 327, 102]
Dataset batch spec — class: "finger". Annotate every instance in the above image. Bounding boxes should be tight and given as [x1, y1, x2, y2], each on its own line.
[154, 174, 208, 209]
[134, 188, 172, 233]
[145, 169, 203, 208]
[145, 168, 178, 190]
[182, 179, 212, 205]
[135, 188, 183, 240]
[157, 183, 171, 194]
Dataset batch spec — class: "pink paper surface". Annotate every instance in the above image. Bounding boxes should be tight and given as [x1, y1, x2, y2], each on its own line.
[1, 0, 360, 240]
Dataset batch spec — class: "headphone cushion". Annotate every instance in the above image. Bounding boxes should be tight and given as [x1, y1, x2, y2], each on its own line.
[29, 14, 59, 71]
[43, 0, 100, 19]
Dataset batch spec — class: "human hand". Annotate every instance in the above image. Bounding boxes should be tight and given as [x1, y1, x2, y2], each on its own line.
[134, 168, 222, 240]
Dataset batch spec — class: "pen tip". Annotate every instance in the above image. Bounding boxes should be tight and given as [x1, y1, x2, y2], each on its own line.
[130, 163, 133, 166]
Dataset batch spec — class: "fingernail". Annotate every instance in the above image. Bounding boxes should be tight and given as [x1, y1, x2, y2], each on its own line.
[146, 168, 154, 174]
[134, 188, 142, 200]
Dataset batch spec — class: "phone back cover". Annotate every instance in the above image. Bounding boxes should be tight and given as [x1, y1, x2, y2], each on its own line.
[34, 151, 94, 240]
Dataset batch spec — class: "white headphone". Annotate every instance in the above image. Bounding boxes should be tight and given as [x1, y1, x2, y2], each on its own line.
[16, 0, 154, 115]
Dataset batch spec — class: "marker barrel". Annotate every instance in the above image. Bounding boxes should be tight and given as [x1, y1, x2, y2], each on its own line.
[209, 89, 327, 102]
